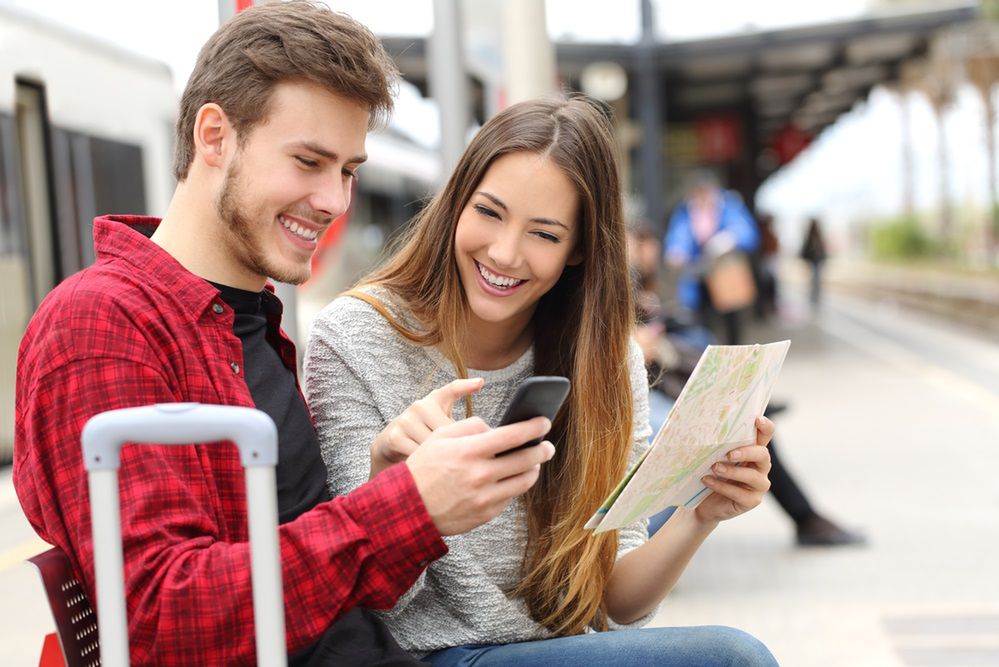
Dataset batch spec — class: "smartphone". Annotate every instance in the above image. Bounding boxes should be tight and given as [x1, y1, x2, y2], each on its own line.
[495, 376, 571, 454]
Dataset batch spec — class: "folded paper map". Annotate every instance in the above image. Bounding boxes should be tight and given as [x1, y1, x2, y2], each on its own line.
[586, 340, 791, 534]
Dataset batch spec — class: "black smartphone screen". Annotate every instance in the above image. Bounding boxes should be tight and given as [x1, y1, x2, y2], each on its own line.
[495, 376, 571, 454]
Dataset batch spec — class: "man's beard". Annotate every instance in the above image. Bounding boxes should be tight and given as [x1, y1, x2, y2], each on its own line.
[215, 159, 311, 285]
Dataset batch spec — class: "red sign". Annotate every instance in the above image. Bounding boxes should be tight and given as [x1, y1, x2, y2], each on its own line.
[695, 116, 742, 163]
[771, 123, 811, 164]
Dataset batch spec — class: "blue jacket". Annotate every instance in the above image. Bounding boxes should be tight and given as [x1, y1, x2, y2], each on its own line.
[664, 191, 759, 310]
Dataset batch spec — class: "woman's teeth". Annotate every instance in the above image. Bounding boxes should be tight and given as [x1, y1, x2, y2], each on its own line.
[280, 216, 318, 241]
[477, 262, 524, 289]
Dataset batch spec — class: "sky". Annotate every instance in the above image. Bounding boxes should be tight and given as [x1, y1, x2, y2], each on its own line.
[2, 0, 986, 250]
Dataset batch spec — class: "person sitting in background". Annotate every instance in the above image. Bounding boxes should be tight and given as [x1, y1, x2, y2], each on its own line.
[306, 95, 779, 666]
[754, 212, 782, 320]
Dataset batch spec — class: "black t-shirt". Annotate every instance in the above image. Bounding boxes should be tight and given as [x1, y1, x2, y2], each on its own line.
[211, 282, 424, 667]
[211, 282, 329, 524]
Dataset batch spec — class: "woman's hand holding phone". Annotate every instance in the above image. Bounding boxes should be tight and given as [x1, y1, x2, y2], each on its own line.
[370, 375, 570, 477]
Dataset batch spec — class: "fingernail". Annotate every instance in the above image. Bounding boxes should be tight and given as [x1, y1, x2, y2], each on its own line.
[729, 450, 742, 461]
[701, 476, 713, 485]
[714, 463, 727, 473]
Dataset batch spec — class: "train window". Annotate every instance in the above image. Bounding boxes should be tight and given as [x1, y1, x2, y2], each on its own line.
[0, 114, 26, 257]
[48, 132, 148, 274]
[89, 136, 147, 222]
[49, 128, 86, 277]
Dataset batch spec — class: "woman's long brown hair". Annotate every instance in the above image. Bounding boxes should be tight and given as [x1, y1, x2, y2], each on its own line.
[347, 96, 634, 635]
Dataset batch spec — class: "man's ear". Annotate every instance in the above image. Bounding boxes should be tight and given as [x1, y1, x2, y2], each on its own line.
[193, 103, 231, 169]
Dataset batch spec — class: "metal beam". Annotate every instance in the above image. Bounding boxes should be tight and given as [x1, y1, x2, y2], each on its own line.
[634, 0, 665, 229]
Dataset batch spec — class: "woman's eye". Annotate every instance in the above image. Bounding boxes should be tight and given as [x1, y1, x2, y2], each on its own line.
[535, 231, 560, 243]
[343, 168, 357, 180]
[295, 156, 319, 168]
[474, 204, 500, 219]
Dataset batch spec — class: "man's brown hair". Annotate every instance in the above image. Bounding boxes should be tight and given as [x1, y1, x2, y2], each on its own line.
[173, 0, 398, 181]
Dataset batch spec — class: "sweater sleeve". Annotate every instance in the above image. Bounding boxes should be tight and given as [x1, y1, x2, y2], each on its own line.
[305, 298, 389, 498]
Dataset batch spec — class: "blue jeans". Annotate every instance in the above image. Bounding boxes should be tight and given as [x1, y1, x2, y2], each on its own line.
[647, 505, 678, 537]
[647, 390, 679, 538]
[423, 626, 779, 666]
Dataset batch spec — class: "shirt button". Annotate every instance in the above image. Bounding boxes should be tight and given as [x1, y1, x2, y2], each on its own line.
[212, 303, 225, 314]
[230, 362, 240, 374]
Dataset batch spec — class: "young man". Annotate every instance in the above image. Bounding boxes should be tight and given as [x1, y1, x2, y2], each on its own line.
[13, 3, 554, 665]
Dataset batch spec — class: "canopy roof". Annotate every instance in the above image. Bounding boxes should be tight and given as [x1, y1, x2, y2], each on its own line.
[554, 2, 979, 141]
[381, 2, 979, 199]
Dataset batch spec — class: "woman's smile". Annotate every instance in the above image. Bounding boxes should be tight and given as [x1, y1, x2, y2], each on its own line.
[474, 260, 527, 295]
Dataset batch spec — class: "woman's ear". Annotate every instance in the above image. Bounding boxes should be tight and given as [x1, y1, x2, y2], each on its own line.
[193, 103, 231, 170]
[567, 244, 584, 266]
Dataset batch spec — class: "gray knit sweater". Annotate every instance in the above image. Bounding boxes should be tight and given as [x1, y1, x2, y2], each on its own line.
[303, 290, 655, 656]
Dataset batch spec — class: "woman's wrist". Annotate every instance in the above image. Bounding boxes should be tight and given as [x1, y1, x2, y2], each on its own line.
[676, 505, 721, 535]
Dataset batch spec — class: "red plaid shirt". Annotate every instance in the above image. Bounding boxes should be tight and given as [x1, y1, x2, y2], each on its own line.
[14, 215, 446, 665]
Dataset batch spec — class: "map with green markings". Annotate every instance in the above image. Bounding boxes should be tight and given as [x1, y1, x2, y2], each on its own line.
[586, 340, 790, 534]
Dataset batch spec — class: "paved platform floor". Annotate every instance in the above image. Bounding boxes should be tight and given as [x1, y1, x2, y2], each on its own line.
[647, 286, 999, 666]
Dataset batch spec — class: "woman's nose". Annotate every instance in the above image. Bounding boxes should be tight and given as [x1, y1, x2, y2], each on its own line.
[486, 228, 522, 270]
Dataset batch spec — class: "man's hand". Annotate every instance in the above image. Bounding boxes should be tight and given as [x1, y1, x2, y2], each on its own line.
[405, 416, 555, 536]
[370, 378, 484, 479]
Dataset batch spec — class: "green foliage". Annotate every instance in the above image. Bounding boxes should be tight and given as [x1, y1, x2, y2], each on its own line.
[868, 215, 938, 260]
[985, 0, 999, 22]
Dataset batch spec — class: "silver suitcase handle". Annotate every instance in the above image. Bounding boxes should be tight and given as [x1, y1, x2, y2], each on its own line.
[82, 403, 286, 667]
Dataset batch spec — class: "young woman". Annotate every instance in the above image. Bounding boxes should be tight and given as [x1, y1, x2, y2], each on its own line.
[305, 96, 778, 666]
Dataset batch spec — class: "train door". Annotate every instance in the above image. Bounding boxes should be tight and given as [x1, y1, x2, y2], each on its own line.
[15, 79, 59, 308]
[0, 79, 58, 463]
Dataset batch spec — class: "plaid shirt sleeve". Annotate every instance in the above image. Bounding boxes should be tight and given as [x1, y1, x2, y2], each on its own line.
[15, 300, 446, 664]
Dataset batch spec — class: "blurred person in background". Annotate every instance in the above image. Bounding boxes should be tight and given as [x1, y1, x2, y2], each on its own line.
[800, 217, 828, 308]
[754, 212, 782, 320]
[307, 96, 779, 667]
[629, 221, 865, 547]
[13, 4, 555, 664]
[628, 218, 713, 432]
[664, 171, 760, 345]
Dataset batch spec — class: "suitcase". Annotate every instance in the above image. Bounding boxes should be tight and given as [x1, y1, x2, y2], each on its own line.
[81, 402, 286, 667]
